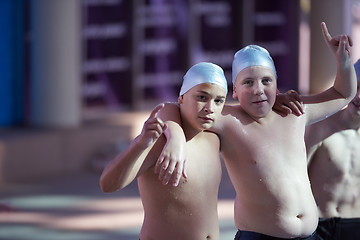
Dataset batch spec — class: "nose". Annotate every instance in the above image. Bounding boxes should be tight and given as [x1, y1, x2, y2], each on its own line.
[204, 101, 214, 113]
[254, 82, 264, 96]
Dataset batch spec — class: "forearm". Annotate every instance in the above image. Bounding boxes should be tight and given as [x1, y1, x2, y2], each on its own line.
[99, 137, 151, 192]
[163, 122, 186, 143]
[158, 102, 186, 153]
[333, 59, 357, 100]
[154, 102, 187, 186]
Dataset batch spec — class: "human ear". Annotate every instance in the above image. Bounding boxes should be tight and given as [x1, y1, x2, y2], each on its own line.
[178, 96, 183, 104]
[232, 86, 238, 100]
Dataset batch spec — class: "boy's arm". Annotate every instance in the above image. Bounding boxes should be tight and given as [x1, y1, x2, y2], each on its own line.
[155, 102, 187, 187]
[302, 22, 357, 125]
[99, 104, 166, 193]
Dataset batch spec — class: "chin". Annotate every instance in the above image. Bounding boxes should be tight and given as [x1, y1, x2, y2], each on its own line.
[254, 109, 270, 118]
[199, 123, 213, 130]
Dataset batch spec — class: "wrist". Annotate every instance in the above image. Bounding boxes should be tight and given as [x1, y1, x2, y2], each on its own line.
[133, 135, 150, 150]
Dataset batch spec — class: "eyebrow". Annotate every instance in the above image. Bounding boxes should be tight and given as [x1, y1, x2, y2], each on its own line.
[196, 90, 226, 98]
[196, 90, 210, 95]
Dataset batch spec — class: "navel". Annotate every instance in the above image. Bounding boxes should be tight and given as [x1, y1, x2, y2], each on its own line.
[336, 207, 340, 213]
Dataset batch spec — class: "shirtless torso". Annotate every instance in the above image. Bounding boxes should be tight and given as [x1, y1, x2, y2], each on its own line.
[139, 132, 222, 240]
[307, 85, 360, 218]
[309, 129, 360, 218]
[214, 105, 318, 238]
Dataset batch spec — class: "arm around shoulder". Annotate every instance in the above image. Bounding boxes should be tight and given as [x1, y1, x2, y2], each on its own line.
[154, 102, 187, 186]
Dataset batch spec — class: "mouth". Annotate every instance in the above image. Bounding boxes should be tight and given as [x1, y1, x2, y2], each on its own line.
[252, 99, 267, 105]
[200, 116, 213, 122]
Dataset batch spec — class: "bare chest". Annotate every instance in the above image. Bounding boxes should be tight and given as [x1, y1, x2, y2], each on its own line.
[320, 130, 360, 176]
[222, 115, 306, 164]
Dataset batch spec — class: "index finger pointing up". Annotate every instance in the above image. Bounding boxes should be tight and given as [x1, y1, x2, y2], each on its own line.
[149, 103, 165, 118]
[321, 22, 332, 45]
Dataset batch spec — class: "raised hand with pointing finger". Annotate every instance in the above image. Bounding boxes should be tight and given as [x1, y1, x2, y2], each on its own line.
[99, 103, 167, 192]
[136, 103, 167, 149]
[321, 21, 353, 60]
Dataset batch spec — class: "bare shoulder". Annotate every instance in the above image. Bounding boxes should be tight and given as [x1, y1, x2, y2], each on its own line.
[162, 101, 180, 113]
[157, 102, 180, 122]
[222, 104, 246, 120]
[163, 101, 179, 107]
[223, 103, 240, 113]
[202, 130, 220, 142]
[211, 104, 242, 133]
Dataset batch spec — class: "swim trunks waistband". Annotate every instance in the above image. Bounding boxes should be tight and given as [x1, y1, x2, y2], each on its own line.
[234, 229, 317, 240]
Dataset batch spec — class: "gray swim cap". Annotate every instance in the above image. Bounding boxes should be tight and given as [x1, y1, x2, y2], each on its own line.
[355, 59, 360, 81]
[232, 45, 277, 84]
[179, 62, 228, 96]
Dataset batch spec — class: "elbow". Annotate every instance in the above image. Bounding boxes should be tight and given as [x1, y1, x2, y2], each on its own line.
[333, 86, 356, 103]
[349, 87, 357, 101]
[343, 89, 356, 104]
[100, 184, 113, 193]
[99, 176, 117, 193]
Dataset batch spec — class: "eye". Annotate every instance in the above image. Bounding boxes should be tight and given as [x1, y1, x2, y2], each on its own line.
[262, 78, 272, 85]
[197, 95, 207, 101]
[215, 98, 225, 105]
[243, 79, 253, 86]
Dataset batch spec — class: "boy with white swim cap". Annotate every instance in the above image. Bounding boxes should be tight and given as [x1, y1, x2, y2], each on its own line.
[100, 62, 227, 240]
[232, 45, 277, 85]
[156, 22, 357, 240]
[180, 62, 228, 96]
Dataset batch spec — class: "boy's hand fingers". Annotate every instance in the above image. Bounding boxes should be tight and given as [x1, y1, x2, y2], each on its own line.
[148, 104, 166, 130]
[287, 90, 301, 102]
[154, 155, 165, 174]
[171, 165, 183, 187]
[158, 158, 170, 181]
[347, 35, 353, 47]
[338, 35, 349, 56]
[182, 159, 187, 179]
[344, 36, 351, 56]
[162, 161, 177, 185]
[321, 22, 332, 45]
[149, 103, 165, 119]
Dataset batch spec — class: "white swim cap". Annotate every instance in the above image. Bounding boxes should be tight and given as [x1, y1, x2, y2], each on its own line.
[179, 62, 228, 96]
[232, 45, 277, 84]
[355, 59, 360, 81]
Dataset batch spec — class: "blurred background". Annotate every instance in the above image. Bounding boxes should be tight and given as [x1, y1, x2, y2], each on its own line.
[0, 0, 360, 239]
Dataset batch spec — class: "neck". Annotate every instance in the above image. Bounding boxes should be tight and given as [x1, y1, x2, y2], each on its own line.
[181, 119, 202, 142]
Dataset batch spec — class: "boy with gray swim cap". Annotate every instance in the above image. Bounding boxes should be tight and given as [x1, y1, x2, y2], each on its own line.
[100, 62, 227, 240]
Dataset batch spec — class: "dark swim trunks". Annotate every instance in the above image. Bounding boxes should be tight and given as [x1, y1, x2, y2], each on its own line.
[234, 230, 318, 240]
[316, 217, 360, 240]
